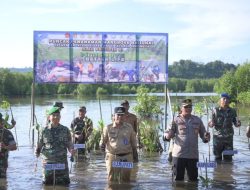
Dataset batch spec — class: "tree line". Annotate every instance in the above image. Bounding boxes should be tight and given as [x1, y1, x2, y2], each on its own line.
[1, 60, 248, 98]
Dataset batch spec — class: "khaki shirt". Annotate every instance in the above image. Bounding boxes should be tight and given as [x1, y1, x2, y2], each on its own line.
[123, 112, 138, 133]
[169, 114, 207, 159]
[100, 122, 137, 155]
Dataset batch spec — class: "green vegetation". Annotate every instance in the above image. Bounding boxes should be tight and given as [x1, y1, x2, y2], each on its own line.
[133, 86, 163, 152]
[86, 120, 105, 151]
[2, 60, 250, 105]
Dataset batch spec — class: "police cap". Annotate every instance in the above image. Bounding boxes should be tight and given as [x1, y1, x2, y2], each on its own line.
[181, 99, 192, 107]
[114, 106, 125, 114]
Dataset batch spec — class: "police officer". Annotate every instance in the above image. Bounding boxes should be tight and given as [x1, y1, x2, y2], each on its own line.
[121, 100, 139, 162]
[208, 93, 241, 161]
[164, 99, 210, 181]
[0, 113, 17, 178]
[71, 106, 93, 156]
[100, 106, 137, 182]
[35, 106, 75, 185]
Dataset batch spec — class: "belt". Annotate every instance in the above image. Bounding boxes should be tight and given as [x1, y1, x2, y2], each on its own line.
[110, 152, 130, 157]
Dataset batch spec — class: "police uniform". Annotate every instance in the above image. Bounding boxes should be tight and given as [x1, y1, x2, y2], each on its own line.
[0, 128, 16, 178]
[165, 99, 209, 181]
[211, 93, 238, 160]
[36, 107, 73, 185]
[100, 107, 137, 182]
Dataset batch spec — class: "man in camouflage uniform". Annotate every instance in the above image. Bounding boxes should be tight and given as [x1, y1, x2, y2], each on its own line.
[100, 107, 137, 182]
[0, 113, 17, 178]
[0, 112, 16, 130]
[247, 125, 250, 138]
[71, 106, 93, 156]
[35, 106, 75, 185]
[121, 100, 139, 162]
[209, 93, 241, 161]
[164, 99, 210, 181]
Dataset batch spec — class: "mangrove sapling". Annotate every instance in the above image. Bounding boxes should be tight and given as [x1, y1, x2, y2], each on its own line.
[86, 120, 105, 152]
[133, 86, 164, 152]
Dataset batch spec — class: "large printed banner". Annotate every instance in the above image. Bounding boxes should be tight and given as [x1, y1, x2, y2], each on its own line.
[34, 31, 168, 83]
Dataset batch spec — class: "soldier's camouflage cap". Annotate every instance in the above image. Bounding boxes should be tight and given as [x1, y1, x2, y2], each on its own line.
[181, 99, 192, 106]
[121, 100, 129, 105]
[47, 106, 60, 115]
[114, 106, 125, 114]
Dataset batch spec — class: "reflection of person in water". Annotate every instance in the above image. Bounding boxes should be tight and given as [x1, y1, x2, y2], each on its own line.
[212, 162, 235, 189]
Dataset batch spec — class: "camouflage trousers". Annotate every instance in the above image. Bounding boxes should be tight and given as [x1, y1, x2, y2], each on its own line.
[0, 157, 8, 178]
[213, 135, 233, 160]
[42, 161, 70, 185]
[105, 152, 133, 182]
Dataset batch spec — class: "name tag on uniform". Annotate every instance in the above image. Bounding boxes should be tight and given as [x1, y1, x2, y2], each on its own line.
[74, 144, 85, 149]
[196, 162, 217, 168]
[44, 163, 65, 170]
[112, 161, 133, 169]
[222, 150, 238, 155]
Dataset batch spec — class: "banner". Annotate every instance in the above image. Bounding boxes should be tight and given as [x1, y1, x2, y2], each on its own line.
[34, 31, 168, 83]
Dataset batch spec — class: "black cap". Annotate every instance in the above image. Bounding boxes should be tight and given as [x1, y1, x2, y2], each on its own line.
[53, 101, 64, 108]
[79, 106, 86, 112]
[114, 107, 125, 114]
[181, 99, 192, 106]
[121, 100, 129, 105]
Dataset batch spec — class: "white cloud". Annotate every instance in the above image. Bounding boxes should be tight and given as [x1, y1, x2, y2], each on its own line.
[30, 0, 121, 14]
[136, 0, 250, 50]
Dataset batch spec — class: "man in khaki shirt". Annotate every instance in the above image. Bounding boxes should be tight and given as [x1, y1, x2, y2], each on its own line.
[121, 100, 139, 162]
[164, 99, 210, 181]
[100, 106, 137, 182]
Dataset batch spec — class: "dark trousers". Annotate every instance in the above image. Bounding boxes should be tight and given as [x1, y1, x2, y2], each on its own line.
[213, 135, 233, 160]
[172, 157, 198, 181]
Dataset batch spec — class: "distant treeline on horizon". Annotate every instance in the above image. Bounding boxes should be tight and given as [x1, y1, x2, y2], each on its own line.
[0, 59, 242, 96]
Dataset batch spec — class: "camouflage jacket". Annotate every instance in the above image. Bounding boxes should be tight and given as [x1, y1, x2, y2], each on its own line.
[212, 107, 237, 137]
[0, 128, 16, 161]
[70, 116, 93, 140]
[37, 123, 72, 163]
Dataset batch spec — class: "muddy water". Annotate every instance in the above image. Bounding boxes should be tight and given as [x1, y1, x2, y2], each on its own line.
[0, 95, 250, 190]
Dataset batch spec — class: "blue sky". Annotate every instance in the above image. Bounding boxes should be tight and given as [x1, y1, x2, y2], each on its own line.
[1, 0, 250, 68]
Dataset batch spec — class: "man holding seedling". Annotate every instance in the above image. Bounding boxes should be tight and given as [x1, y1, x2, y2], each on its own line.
[164, 99, 210, 181]
[208, 93, 241, 161]
[100, 106, 137, 182]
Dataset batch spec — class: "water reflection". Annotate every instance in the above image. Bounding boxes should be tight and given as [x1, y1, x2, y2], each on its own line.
[212, 161, 236, 190]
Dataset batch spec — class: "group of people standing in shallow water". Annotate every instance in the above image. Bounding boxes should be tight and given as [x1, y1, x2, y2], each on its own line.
[1, 93, 250, 187]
